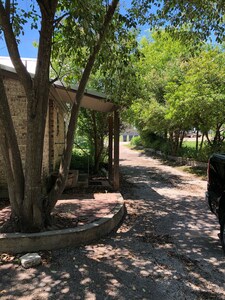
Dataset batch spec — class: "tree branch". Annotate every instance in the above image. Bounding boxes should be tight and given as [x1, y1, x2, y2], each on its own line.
[47, 0, 119, 209]
[0, 2, 32, 93]
[5, 0, 10, 16]
[54, 12, 69, 27]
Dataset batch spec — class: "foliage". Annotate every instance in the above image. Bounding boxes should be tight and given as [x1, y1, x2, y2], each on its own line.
[70, 148, 92, 173]
[127, 30, 193, 154]
[126, 26, 225, 160]
[76, 108, 109, 173]
[52, 3, 138, 92]
[127, 0, 225, 158]
[165, 47, 225, 148]
[130, 0, 225, 43]
[130, 135, 142, 147]
[52, 12, 140, 174]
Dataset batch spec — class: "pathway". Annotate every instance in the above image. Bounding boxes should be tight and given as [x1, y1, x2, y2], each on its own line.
[1, 143, 225, 300]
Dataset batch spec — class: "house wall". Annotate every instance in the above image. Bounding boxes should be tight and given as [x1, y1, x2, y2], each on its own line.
[0, 76, 65, 196]
[0, 77, 27, 191]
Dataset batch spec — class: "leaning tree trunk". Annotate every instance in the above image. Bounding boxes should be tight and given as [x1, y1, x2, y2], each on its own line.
[46, 0, 119, 216]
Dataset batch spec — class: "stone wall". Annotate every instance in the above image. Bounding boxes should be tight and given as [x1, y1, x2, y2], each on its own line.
[0, 78, 27, 193]
[0, 76, 66, 196]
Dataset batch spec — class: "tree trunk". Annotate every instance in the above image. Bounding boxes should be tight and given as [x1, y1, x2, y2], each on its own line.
[94, 139, 104, 174]
[199, 133, 205, 150]
[179, 130, 185, 149]
[0, 1, 58, 232]
[196, 130, 199, 152]
[205, 131, 212, 146]
[46, 0, 119, 215]
[21, 3, 58, 232]
[90, 111, 105, 174]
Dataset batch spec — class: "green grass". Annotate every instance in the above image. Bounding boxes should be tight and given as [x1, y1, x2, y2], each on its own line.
[176, 165, 207, 180]
[182, 141, 197, 148]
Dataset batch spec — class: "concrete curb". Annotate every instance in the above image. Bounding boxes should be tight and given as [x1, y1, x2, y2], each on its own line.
[0, 193, 125, 254]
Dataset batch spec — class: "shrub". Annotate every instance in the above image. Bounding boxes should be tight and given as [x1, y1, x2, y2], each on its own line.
[70, 148, 93, 172]
[130, 136, 142, 147]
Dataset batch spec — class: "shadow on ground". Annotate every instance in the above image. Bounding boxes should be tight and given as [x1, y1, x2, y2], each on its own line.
[1, 149, 225, 300]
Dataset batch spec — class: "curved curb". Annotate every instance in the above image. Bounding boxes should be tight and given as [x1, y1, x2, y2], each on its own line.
[0, 193, 125, 254]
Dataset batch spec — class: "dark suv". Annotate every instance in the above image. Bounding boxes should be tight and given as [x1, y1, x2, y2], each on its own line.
[206, 153, 225, 252]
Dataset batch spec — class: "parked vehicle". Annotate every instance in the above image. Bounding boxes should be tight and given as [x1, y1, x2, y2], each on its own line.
[206, 153, 225, 252]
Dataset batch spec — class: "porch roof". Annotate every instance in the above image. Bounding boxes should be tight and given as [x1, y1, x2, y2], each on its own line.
[52, 82, 115, 113]
[0, 63, 116, 113]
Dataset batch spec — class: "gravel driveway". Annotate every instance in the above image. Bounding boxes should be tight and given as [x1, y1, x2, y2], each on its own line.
[1, 143, 225, 300]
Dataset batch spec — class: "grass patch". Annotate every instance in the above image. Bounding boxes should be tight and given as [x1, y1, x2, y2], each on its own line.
[176, 165, 207, 179]
[182, 140, 196, 149]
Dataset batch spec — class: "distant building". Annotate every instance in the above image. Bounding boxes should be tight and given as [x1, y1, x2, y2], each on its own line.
[121, 125, 139, 142]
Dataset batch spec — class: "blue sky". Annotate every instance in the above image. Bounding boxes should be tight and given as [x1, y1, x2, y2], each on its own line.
[0, 0, 39, 58]
[0, 0, 149, 59]
[0, 25, 39, 58]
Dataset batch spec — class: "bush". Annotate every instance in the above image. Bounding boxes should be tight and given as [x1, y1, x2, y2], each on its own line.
[70, 148, 93, 172]
[196, 142, 225, 162]
[130, 136, 142, 147]
[178, 146, 197, 159]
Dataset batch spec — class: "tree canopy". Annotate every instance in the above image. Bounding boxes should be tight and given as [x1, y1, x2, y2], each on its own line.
[130, 0, 225, 43]
[127, 29, 225, 155]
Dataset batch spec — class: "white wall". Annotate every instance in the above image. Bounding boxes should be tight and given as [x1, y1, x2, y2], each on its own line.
[0, 56, 36, 74]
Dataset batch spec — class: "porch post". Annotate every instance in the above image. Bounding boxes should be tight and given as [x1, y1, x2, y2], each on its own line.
[113, 109, 120, 190]
[108, 115, 113, 182]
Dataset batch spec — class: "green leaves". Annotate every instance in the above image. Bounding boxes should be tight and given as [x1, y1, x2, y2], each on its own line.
[128, 28, 225, 152]
[131, 0, 225, 44]
[165, 47, 225, 142]
[0, 0, 40, 39]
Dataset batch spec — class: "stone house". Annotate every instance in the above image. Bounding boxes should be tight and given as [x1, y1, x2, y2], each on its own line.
[0, 64, 119, 197]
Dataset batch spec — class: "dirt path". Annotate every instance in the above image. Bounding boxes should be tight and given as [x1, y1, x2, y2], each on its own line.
[1, 143, 225, 300]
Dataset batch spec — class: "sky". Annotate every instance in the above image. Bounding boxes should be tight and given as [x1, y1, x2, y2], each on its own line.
[0, 0, 149, 59]
[1, 0, 41, 58]
[0, 25, 39, 58]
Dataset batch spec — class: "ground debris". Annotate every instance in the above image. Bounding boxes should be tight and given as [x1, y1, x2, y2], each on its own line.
[168, 251, 199, 268]
[142, 231, 173, 245]
[0, 253, 17, 264]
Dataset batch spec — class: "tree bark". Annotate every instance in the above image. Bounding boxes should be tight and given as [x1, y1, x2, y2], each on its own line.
[196, 130, 199, 152]
[199, 133, 204, 150]
[22, 1, 58, 231]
